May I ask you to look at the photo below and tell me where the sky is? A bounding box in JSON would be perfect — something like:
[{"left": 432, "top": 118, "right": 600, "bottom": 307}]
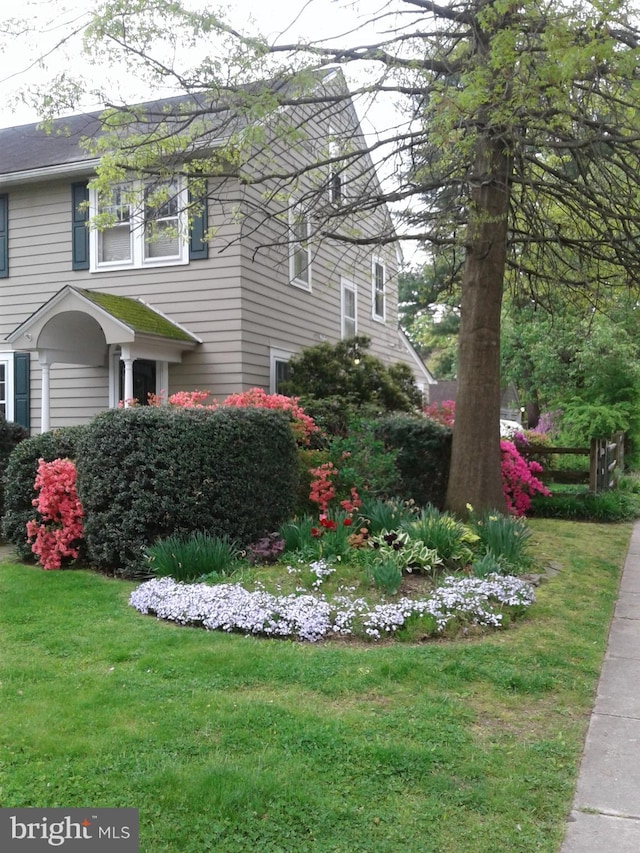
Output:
[
  {"left": 0, "top": 0, "right": 401, "bottom": 127},
  {"left": 0, "top": 0, "right": 425, "bottom": 263}
]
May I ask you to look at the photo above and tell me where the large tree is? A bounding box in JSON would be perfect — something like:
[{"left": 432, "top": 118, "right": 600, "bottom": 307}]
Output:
[{"left": 19, "top": 0, "right": 640, "bottom": 514}]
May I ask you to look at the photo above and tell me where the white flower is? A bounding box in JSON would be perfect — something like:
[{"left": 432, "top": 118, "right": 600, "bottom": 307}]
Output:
[{"left": 129, "top": 572, "right": 534, "bottom": 643}]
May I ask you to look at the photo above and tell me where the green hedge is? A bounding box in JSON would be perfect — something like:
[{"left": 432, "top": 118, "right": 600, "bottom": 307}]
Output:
[
  {"left": 1, "top": 426, "right": 87, "bottom": 559},
  {"left": 0, "top": 415, "right": 29, "bottom": 522},
  {"left": 76, "top": 407, "right": 298, "bottom": 576},
  {"left": 375, "top": 414, "right": 452, "bottom": 508}
]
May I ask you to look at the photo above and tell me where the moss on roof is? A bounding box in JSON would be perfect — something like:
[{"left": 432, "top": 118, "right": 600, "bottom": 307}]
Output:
[{"left": 77, "top": 289, "right": 196, "bottom": 342}]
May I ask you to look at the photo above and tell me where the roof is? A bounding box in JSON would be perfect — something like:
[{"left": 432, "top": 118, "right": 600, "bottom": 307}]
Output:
[
  {"left": 76, "top": 289, "right": 198, "bottom": 342},
  {"left": 0, "top": 70, "right": 341, "bottom": 180}
]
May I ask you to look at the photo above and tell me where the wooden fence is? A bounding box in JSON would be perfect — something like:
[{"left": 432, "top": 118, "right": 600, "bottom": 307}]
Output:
[{"left": 525, "top": 432, "right": 624, "bottom": 493}]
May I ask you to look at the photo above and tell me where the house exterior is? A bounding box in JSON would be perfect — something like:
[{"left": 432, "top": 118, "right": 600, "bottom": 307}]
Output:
[{"left": 0, "top": 71, "right": 434, "bottom": 433}]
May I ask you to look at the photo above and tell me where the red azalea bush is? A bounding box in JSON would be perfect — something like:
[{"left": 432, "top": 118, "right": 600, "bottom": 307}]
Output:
[
  {"left": 500, "top": 440, "right": 551, "bottom": 516},
  {"left": 26, "top": 457, "right": 84, "bottom": 570},
  {"left": 308, "top": 461, "right": 362, "bottom": 537},
  {"left": 423, "top": 399, "right": 456, "bottom": 428}
]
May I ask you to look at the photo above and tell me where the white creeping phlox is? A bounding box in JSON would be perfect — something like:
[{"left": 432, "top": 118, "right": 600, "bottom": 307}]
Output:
[{"left": 129, "top": 572, "right": 535, "bottom": 643}]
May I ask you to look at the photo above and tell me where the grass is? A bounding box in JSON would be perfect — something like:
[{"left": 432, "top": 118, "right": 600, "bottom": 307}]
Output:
[{"left": 0, "top": 518, "right": 631, "bottom": 852}]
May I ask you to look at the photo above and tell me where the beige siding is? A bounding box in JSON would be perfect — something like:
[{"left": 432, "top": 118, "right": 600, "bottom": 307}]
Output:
[{"left": 2, "top": 88, "right": 429, "bottom": 431}]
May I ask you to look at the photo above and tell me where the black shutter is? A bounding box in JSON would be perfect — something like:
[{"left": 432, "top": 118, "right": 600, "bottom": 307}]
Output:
[
  {"left": 13, "top": 352, "right": 30, "bottom": 430},
  {"left": 71, "top": 182, "right": 90, "bottom": 270},
  {"left": 0, "top": 194, "right": 8, "bottom": 278},
  {"left": 189, "top": 184, "right": 208, "bottom": 260}
]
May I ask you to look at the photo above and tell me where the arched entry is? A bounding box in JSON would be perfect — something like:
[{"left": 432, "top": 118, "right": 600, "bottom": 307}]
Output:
[{"left": 7, "top": 286, "right": 200, "bottom": 431}]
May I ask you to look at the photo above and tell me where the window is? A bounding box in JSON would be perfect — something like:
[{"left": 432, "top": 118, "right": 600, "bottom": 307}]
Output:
[
  {"left": 372, "top": 258, "right": 386, "bottom": 321},
  {"left": 0, "top": 351, "right": 29, "bottom": 427},
  {"left": 289, "top": 204, "right": 311, "bottom": 288},
  {"left": 270, "top": 348, "right": 294, "bottom": 394},
  {"left": 90, "top": 180, "right": 188, "bottom": 270},
  {"left": 327, "top": 129, "right": 343, "bottom": 207},
  {"left": 144, "top": 181, "right": 181, "bottom": 259},
  {"left": 0, "top": 361, "right": 6, "bottom": 417},
  {"left": 341, "top": 278, "right": 357, "bottom": 339}
]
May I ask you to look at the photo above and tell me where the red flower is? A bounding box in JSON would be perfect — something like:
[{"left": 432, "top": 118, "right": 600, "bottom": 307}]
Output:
[
  {"left": 319, "top": 517, "right": 337, "bottom": 531},
  {"left": 342, "top": 518, "right": 353, "bottom": 527},
  {"left": 311, "top": 527, "right": 323, "bottom": 538}
]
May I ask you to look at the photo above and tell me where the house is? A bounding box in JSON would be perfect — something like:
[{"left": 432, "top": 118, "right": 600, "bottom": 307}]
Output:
[{"left": 0, "top": 70, "right": 434, "bottom": 433}]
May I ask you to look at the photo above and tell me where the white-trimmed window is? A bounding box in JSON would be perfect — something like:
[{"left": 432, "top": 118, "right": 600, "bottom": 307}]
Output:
[
  {"left": 91, "top": 179, "right": 188, "bottom": 271},
  {"left": 0, "top": 352, "right": 15, "bottom": 421},
  {"left": 372, "top": 257, "right": 386, "bottom": 321},
  {"left": 289, "top": 204, "right": 311, "bottom": 289},
  {"left": 341, "top": 278, "right": 357, "bottom": 339},
  {"left": 327, "top": 127, "right": 343, "bottom": 207},
  {"left": 269, "top": 347, "right": 294, "bottom": 394}
]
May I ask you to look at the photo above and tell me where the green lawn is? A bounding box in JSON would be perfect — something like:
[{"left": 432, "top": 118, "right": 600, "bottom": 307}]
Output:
[{"left": 0, "top": 519, "right": 631, "bottom": 853}]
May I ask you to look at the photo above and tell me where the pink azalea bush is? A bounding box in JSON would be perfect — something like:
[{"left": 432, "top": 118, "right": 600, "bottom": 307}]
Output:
[
  {"left": 500, "top": 440, "right": 551, "bottom": 516},
  {"left": 223, "top": 388, "right": 318, "bottom": 445},
  {"left": 146, "top": 387, "right": 318, "bottom": 445},
  {"left": 424, "top": 399, "right": 550, "bottom": 516},
  {"left": 26, "top": 458, "right": 84, "bottom": 570}
]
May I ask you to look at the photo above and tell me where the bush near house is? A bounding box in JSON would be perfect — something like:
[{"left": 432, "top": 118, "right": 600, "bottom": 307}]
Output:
[
  {"left": 75, "top": 406, "right": 298, "bottom": 576},
  {"left": 0, "top": 414, "right": 29, "bottom": 520},
  {"left": 2, "top": 426, "right": 87, "bottom": 559}
]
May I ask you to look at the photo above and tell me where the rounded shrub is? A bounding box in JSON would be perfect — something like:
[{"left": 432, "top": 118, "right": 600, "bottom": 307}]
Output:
[
  {"left": 375, "top": 414, "right": 452, "bottom": 508},
  {"left": 76, "top": 406, "right": 298, "bottom": 576},
  {"left": 0, "top": 414, "right": 29, "bottom": 521}
]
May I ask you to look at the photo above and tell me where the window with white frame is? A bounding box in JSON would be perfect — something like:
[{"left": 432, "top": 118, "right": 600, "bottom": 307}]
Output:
[
  {"left": 0, "top": 353, "right": 15, "bottom": 421},
  {"left": 91, "top": 179, "right": 188, "bottom": 270},
  {"left": 289, "top": 204, "right": 311, "bottom": 288},
  {"left": 341, "top": 278, "right": 357, "bottom": 339},
  {"left": 372, "top": 258, "right": 386, "bottom": 321},
  {"left": 0, "top": 361, "right": 6, "bottom": 417},
  {"left": 327, "top": 128, "right": 343, "bottom": 207},
  {"left": 269, "top": 347, "right": 294, "bottom": 394}
]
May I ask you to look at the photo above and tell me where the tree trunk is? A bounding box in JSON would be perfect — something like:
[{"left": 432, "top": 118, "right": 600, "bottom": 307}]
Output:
[{"left": 445, "top": 134, "right": 511, "bottom": 517}]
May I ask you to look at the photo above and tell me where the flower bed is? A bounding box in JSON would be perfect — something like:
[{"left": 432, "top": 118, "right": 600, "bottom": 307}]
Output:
[{"left": 129, "top": 571, "right": 535, "bottom": 642}]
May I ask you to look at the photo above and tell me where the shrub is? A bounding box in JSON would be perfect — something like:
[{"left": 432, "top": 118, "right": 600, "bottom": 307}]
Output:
[
  {"left": 146, "top": 531, "right": 242, "bottom": 582},
  {"left": 529, "top": 490, "right": 640, "bottom": 522},
  {"left": 0, "top": 414, "right": 28, "bottom": 520},
  {"left": 2, "top": 426, "right": 87, "bottom": 559},
  {"left": 280, "top": 336, "right": 421, "bottom": 413},
  {"left": 26, "top": 458, "right": 84, "bottom": 570},
  {"left": 500, "top": 440, "right": 550, "bottom": 516},
  {"left": 423, "top": 399, "right": 456, "bottom": 427},
  {"left": 326, "top": 415, "right": 401, "bottom": 498},
  {"left": 76, "top": 407, "right": 298, "bottom": 576},
  {"left": 375, "top": 414, "right": 452, "bottom": 508}
]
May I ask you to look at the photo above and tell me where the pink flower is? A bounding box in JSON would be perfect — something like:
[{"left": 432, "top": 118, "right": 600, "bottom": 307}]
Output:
[{"left": 27, "top": 458, "right": 84, "bottom": 570}]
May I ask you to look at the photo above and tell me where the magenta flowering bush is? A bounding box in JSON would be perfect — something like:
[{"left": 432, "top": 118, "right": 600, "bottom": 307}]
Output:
[
  {"left": 500, "top": 440, "right": 551, "bottom": 516},
  {"left": 26, "top": 457, "right": 84, "bottom": 570}
]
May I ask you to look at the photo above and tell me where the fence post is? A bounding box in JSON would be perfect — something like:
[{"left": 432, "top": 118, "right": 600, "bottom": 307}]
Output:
[{"left": 589, "top": 438, "right": 598, "bottom": 492}]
